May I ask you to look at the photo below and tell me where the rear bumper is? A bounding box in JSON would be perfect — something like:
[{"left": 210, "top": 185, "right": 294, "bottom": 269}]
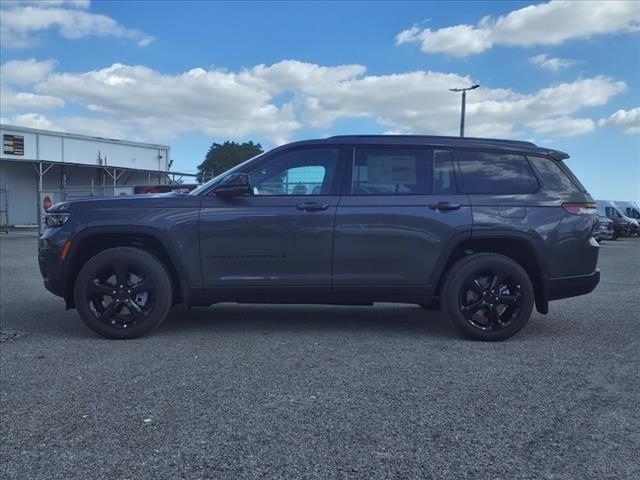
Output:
[{"left": 548, "top": 269, "right": 600, "bottom": 301}]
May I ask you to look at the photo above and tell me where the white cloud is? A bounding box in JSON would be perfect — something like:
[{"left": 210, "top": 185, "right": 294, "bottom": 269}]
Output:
[
  {"left": 526, "top": 116, "right": 595, "bottom": 136},
  {"left": 4, "top": 112, "right": 54, "bottom": 130},
  {"left": 0, "top": 60, "right": 628, "bottom": 144},
  {"left": 35, "top": 63, "right": 303, "bottom": 141},
  {"left": 529, "top": 53, "right": 577, "bottom": 71},
  {"left": 0, "top": 1, "right": 154, "bottom": 48},
  {"left": 0, "top": 58, "right": 57, "bottom": 85},
  {"left": 0, "top": 88, "right": 65, "bottom": 112},
  {"left": 598, "top": 107, "right": 640, "bottom": 134},
  {"left": 396, "top": 1, "right": 640, "bottom": 56},
  {"left": 0, "top": 58, "right": 64, "bottom": 113}
]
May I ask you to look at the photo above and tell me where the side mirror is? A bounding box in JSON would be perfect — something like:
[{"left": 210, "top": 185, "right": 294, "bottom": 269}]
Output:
[{"left": 212, "top": 173, "right": 252, "bottom": 197}]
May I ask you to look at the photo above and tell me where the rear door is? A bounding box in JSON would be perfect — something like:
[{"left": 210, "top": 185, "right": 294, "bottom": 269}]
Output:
[{"left": 332, "top": 145, "right": 472, "bottom": 296}]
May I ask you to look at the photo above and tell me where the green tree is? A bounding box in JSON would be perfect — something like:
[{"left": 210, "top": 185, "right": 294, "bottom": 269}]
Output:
[{"left": 197, "top": 141, "right": 263, "bottom": 183}]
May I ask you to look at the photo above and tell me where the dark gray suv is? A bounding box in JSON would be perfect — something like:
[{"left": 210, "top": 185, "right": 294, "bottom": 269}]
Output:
[{"left": 39, "top": 135, "right": 600, "bottom": 341}]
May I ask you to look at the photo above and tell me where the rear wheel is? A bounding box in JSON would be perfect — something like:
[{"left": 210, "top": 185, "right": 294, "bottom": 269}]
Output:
[
  {"left": 74, "top": 247, "right": 172, "bottom": 339},
  {"left": 441, "top": 253, "right": 534, "bottom": 341}
]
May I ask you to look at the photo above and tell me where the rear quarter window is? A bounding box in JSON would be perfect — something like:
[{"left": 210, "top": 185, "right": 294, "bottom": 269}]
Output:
[
  {"left": 456, "top": 151, "right": 539, "bottom": 194},
  {"left": 527, "top": 155, "right": 581, "bottom": 193}
]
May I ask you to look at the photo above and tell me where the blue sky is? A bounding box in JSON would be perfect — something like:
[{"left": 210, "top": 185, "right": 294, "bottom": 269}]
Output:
[{"left": 1, "top": 0, "right": 639, "bottom": 201}]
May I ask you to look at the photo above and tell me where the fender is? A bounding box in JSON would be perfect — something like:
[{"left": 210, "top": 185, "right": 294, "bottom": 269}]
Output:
[
  {"left": 62, "top": 225, "right": 194, "bottom": 308},
  {"left": 426, "top": 230, "right": 473, "bottom": 292},
  {"left": 428, "top": 229, "right": 550, "bottom": 314},
  {"left": 473, "top": 229, "right": 550, "bottom": 313}
]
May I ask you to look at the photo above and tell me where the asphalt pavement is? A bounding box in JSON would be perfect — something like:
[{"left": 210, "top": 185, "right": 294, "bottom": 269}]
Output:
[{"left": 1, "top": 230, "right": 639, "bottom": 479}]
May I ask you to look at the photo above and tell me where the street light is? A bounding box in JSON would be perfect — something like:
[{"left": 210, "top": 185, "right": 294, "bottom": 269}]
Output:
[{"left": 449, "top": 84, "right": 479, "bottom": 137}]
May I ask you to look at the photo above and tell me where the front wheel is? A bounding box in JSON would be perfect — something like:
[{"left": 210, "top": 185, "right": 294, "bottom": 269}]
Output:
[
  {"left": 74, "top": 247, "right": 173, "bottom": 339},
  {"left": 441, "top": 253, "right": 534, "bottom": 341}
]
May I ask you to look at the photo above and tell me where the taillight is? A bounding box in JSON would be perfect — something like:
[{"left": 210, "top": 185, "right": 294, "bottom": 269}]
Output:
[{"left": 562, "top": 203, "right": 597, "bottom": 215}]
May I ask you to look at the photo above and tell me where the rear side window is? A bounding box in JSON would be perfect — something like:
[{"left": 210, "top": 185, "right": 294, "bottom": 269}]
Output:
[
  {"left": 351, "top": 147, "right": 455, "bottom": 195},
  {"left": 456, "top": 151, "right": 539, "bottom": 194},
  {"left": 527, "top": 156, "right": 580, "bottom": 193}
]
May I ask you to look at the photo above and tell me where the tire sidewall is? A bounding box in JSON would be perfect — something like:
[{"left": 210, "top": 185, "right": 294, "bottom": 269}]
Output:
[
  {"left": 442, "top": 253, "right": 535, "bottom": 341},
  {"left": 74, "top": 247, "right": 173, "bottom": 339}
]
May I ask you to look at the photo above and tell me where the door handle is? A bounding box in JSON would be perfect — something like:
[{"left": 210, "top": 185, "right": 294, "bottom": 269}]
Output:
[
  {"left": 296, "top": 202, "right": 330, "bottom": 212},
  {"left": 429, "top": 202, "right": 461, "bottom": 211}
]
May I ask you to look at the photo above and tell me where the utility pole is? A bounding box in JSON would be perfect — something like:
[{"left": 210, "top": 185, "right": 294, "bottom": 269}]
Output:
[{"left": 449, "top": 84, "right": 479, "bottom": 137}]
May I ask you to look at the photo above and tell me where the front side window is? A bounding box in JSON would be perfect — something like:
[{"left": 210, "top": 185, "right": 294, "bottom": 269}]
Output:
[
  {"left": 351, "top": 147, "right": 454, "bottom": 195},
  {"left": 248, "top": 148, "right": 338, "bottom": 195},
  {"left": 457, "top": 151, "right": 539, "bottom": 194}
]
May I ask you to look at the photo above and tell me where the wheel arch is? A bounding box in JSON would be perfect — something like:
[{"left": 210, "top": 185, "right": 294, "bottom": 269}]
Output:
[
  {"left": 63, "top": 226, "right": 189, "bottom": 309},
  {"left": 430, "top": 231, "right": 550, "bottom": 314}
]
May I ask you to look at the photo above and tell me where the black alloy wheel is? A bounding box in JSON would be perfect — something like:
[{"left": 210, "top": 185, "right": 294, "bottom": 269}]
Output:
[
  {"left": 458, "top": 269, "right": 523, "bottom": 332},
  {"left": 86, "top": 261, "right": 155, "bottom": 330},
  {"left": 442, "top": 253, "right": 534, "bottom": 341},
  {"left": 74, "top": 247, "right": 172, "bottom": 339}
]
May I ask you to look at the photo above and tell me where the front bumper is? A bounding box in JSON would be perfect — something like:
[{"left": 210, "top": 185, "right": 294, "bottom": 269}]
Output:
[
  {"left": 38, "top": 236, "right": 66, "bottom": 298},
  {"left": 548, "top": 269, "right": 600, "bottom": 301}
]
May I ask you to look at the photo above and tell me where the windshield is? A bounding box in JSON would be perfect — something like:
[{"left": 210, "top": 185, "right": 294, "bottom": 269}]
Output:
[{"left": 190, "top": 151, "right": 267, "bottom": 195}]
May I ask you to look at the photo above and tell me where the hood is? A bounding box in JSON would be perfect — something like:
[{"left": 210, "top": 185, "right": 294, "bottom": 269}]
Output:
[{"left": 47, "top": 192, "right": 185, "bottom": 213}]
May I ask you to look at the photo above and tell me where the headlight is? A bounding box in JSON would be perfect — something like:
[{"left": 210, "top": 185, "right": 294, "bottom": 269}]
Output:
[{"left": 45, "top": 213, "right": 71, "bottom": 228}]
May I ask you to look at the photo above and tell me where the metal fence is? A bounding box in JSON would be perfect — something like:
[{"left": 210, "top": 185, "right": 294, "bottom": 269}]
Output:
[{"left": 0, "top": 188, "right": 8, "bottom": 233}]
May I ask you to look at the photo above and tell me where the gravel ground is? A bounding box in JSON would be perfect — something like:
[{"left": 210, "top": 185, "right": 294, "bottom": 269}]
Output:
[{"left": 1, "top": 230, "right": 639, "bottom": 480}]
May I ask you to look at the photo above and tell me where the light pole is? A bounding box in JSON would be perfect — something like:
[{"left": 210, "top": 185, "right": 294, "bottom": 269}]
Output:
[{"left": 449, "top": 84, "right": 479, "bottom": 137}]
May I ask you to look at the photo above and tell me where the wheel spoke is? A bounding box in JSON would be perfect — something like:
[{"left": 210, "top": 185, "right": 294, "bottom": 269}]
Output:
[
  {"left": 487, "top": 305, "right": 501, "bottom": 328},
  {"left": 99, "top": 300, "right": 123, "bottom": 322},
  {"left": 127, "top": 300, "right": 147, "bottom": 323},
  {"left": 461, "top": 299, "right": 482, "bottom": 319},
  {"left": 113, "top": 262, "right": 128, "bottom": 288},
  {"left": 498, "top": 294, "right": 521, "bottom": 306},
  {"left": 87, "top": 281, "right": 114, "bottom": 296},
  {"left": 130, "top": 278, "right": 153, "bottom": 294},
  {"left": 488, "top": 272, "right": 504, "bottom": 291},
  {"left": 468, "top": 279, "right": 485, "bottom": 296}
]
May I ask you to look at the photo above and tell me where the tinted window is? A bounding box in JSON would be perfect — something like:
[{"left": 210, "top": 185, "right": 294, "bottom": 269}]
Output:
[
  {"left": 457, "top": 151, "right": 539, "bottom": 194},
  {"left": 351, "top": 148, "right": 455, "bottom": 195},
  {"left": 433, "top": 150, "right": 456, "bottom": 194},
  {"left": 248, "top": 148, "right": 338, "bottom": 195},
  {"left": 605, "top": 207, "right": 621, "bottom": 218},
  {"left": 527, "top": 156, "right": 579, "bottom": 192}
]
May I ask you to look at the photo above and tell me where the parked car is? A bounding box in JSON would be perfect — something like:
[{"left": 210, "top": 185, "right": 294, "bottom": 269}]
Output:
[
  {"left": 594, "top": 214, "right": 615, "bottom": 242},
  {"left": 596, "top": 200, "right": 632, "bottom": 238},
  {"left": 39, "top": 135, "right": 600, "bottom": 341},
  {"left": 614, "top": 201, "right": 640, "bottom": 237}
]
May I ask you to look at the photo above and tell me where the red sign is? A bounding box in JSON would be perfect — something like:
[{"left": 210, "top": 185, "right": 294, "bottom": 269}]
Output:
[{"left": 43, "top": 195, "right": 52, "bottom": 212}]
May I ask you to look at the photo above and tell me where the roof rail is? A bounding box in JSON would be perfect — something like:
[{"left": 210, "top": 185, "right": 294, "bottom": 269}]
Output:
[{"left": 327, "top": 134, "right": 537, "bottom": 147}]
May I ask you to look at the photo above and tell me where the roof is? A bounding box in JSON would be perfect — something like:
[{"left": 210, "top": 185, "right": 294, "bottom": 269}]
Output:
[
  {"left": 279, "top": 134, "right": 570, "bottom": 160},
  {"left": 0, "top": 124, "right": 170, "bottom": 150}
]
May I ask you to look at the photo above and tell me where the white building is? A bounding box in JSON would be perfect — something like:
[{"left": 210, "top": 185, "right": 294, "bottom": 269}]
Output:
[{"left": 0, "top": 124, "right": 194, "bottom": 227}]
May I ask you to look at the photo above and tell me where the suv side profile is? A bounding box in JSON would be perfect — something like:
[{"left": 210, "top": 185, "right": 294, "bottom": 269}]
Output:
[{"left": 39, "top": 135, "right": 600, "bottom": 341}]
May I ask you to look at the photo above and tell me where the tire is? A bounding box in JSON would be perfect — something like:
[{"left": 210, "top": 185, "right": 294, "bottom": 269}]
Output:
[
  {"left": 74, "top": 247, "right": 173, "bottom": 339},
  {"left": 441, "top": 253, "right": 534, "bottom": 341}
]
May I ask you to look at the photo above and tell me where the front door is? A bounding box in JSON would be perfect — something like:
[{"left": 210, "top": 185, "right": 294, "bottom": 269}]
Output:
[
  {"left": 332, "top": 145, "right": 472, "bottom": 296},
  {"left": 199, "top": 146, "right": 345, "bottom": 293}
]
